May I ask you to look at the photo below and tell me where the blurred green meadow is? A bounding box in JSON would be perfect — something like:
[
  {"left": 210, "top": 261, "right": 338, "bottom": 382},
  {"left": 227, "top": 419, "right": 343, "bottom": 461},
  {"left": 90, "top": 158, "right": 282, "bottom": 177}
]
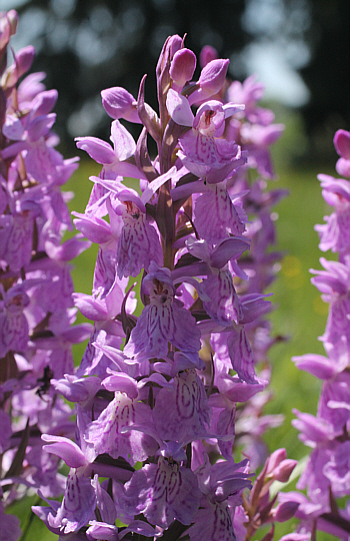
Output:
[{"left": 10, "top": 138, "right": 337, "bottom": 540}]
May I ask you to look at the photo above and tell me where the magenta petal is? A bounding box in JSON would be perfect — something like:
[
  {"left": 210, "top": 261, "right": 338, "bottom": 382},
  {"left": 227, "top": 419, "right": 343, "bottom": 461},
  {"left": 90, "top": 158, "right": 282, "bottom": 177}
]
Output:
[
  {"left": 73, "top": 293, "right": 108, "bottom": 321},
  {"left": 41, "top": 435, "right": 86, "bottom": 468},
  {"left": 72, "top": 212, "right": 112, "bottom": 244},
  {"left": 101, "top": 86, "right": 140, "bottom": 123},
  {"left": 28, "top": 113, "right": 56, "bottom": 141},
  {"left": 218, "top": 374, "right": 268, "bottom": 402},
  {"left": 292, "top": 354, "right": 335, "bottom": 379},
  {"left": 210, "top": 237, "right": 250, "bottom": 269},
  {"left": 76, "top": 137, "right": 115, "bottom": 164},
  {"left": 2, "top": 114, "right": 24, "bottom": 140},
  {"left": 166, "top": 89, "right": 194, "bottom": 127},
  {"left": 110, "top": 120, "right": 136, "bottom": 161},
  {"left": 86, "top": 521, "right": 119, "bottom": 541},
  {"left": 102, "top": 372, "right": 138, "bottom": 398},
  {"left": 334, "top": 129, "right": 350, "bottom": 159},
  {"left": 45, "top": 236, "right": 91, "bottom": 262},
  {"left": 32, "top": 89, "right": 58, "bottom": 115},
  {"left": 170, "top": 48, "right": 196, "bottom": 88}
]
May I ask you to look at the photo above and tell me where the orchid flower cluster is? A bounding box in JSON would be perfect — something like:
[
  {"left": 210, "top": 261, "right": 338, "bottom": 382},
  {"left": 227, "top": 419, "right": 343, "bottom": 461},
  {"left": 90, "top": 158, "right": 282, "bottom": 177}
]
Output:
[
  {"left": 281, "top": 130, "right": 350, "bottom": 540},
  {"left": 26, "top": 34, "right": 301, "bottom": 540},
  {"left": 0, "top": 9, "right": 91, "bottom": 538}
]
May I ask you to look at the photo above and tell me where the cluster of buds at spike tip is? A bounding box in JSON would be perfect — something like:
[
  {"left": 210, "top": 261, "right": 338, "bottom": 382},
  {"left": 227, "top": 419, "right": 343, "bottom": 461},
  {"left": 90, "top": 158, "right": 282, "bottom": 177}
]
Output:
[{"left": 242, "top": 448, "right": 298, "bottom": 540}]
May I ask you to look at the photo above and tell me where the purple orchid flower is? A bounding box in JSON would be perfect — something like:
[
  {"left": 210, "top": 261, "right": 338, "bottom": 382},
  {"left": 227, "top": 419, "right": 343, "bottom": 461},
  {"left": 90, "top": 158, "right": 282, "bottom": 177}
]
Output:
[
  {"left": 167, "top": 89, "right": 246, "bottom": 183},
  {"left": 124, "top": 262, "right": 201, "bottom": 363}
]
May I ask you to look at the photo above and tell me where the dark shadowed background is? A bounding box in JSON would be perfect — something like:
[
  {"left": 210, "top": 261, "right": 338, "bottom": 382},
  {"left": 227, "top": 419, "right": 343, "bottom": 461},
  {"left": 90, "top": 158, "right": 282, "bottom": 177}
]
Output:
[{"left": 5, "top": 0, "right": 350, "bottom": 162}]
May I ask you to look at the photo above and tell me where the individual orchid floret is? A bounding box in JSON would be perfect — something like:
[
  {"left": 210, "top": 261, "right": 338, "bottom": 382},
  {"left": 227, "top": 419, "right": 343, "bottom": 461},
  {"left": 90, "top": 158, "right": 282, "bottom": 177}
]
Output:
[
  {"left": 83, "top": 372, "right": 157, "bottom": 464},
  {"left": 155, "top": 33, "right": 182, "bottom": 125},
  {"left": 122, "top": 454, "right": 202, "bottom": 529},
  {"left": 193, "top": 184, "right": 248, "bottom": 243},
  {"left": 0, "top": 283, "right": 29, "bottom": 357},
  {"left": 239, "top": 122, "right": 285, "bottom": 179},
  {"left": 52, "top": 374, "right": 101, "bottom": 406},
  {"left": 124, "top": 261, "right": 201, "bottom": 363},
  {"left": 167, "top": 90, "right": 245, "bottom": 183},
  {"left": 39, "top": 434, "right": 97, "bottom": 534},
  {"left": 188, "top": 456, "right": 252, "bottom": 541},
  {"left": 292, "top": 338, "right": 349, "bottom": 380},
  {"left": 322, "top": 441, "right": 350, "bottom": 497},
  {"left": 265, "top": 448, "right": 297, "bottom": 483},
  {"left": 185, "top": 237, "right": 250, "bottom": 327},
  {"left": 152, "top": 368, "right": 211, "bottom": 442},
  {"left": 334, "top": 129, "right": 350, "bottom": 178},
  {"left": 91, "top": 167, "right": 176, "bottom": 279},
  {"left": 47, "top": 468, "right": 97, "bottom": 534},
  {"left": 91, "top": 179, "right": 163, "bottom": 279},
  {"left": 156, "top": 33, "right": 182, "bottom": 78},
  {"left": 309, "top": 257, "right": 350, "bottom": 351},
  {"left": 208, "top": 294, "right": 270, "bottom": 385},
  {"left": 1, "top": 110, "right": 75, "bottom": 186},
  {"left": 226, "top": 75, "right": 275, "bottom": 126},
  {"left": 73, "top": 283, "right": 129, "bottom": 378}
]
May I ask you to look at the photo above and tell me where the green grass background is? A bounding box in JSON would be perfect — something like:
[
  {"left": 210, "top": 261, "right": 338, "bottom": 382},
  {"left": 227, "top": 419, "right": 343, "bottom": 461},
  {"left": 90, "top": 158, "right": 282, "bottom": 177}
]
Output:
[{"left": 8, "top": 130, "right": 340, "bottom": 539}]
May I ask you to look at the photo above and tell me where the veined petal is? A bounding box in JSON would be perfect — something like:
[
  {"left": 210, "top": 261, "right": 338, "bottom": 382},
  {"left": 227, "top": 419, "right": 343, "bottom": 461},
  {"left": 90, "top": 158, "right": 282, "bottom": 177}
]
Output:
[
  {"left": 110, "top": 119, "right": 136, "bottom": 161},
  {"left": 166, "top": 88, "right": 194, "bottom": 127},
  {"left": 41, "top": 435, "right": 86, "bottom": 468},
  {"left": 101, "top": 86, "right": 140, "bottom": 123},
  {"left": 76, "top": 137, "right": 115, "bottom": 164}
]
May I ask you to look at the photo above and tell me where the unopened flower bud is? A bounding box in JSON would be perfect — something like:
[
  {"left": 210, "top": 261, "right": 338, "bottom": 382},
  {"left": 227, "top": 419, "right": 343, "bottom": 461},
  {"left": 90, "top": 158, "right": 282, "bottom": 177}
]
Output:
[
  {"left": 156, "top": 34, "right": 182, "bottom": 78},
  {"left": 273, "top": 501, "right": 299, "bottom": 522},
  {"left": 200, "top": 44, "right": 218, "bottom": 68},
  {"left": 3, "top": 45, "right": 35, "bottom": 88},
  {"left": 189, "top": 58, "right": 229, "bottom": 104},
  {"left": 101, "top": 87, "right": 140, "bottom": 123},
  {"left": 272, "top": 459, "right": 297, "bottom": 482},
  {"left": 266, "top": 448, "right": 287, "bottom": 475},
  {"left": 170, "top": 48, "right": 196, "bottom": 89},
  {"left": 334, "top": 129, "right": 350, "bottom": 177},
  {"left": 15, "top": 45, "right": 35, "bottom": 77},
  {"left": 7, "top": 10, "right": 18, "bottom": 36}
]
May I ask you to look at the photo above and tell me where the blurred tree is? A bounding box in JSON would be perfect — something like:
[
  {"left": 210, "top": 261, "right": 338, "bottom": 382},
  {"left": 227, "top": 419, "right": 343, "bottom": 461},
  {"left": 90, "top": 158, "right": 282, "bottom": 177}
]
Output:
[
  {"left": 299, "top": 0, "right": 350, "bottom": 163},
  {"left": 14, "top": 0, "right": 247, "bottom": 148},
  {"left": 10, "top": 0, "right": 349, "bottom": 160}
]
